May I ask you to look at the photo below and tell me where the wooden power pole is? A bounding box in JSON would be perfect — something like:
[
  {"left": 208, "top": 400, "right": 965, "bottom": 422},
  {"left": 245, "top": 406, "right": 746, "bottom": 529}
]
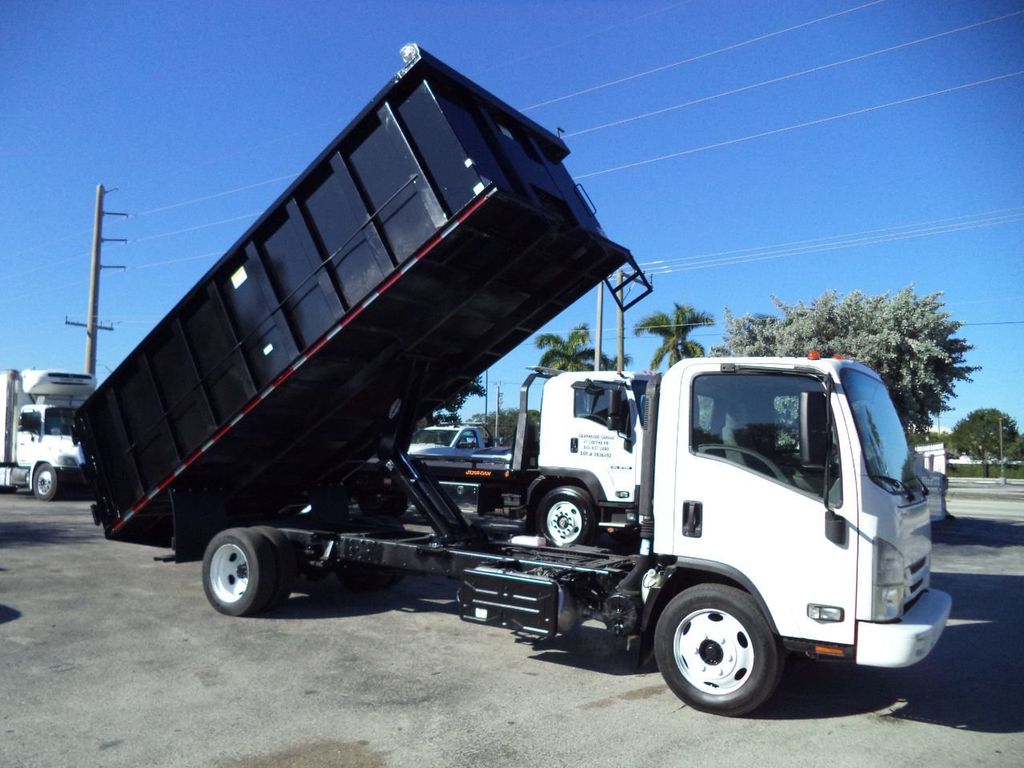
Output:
[{"left": 74, "top": 184, "right": 126, "bottom": 376}]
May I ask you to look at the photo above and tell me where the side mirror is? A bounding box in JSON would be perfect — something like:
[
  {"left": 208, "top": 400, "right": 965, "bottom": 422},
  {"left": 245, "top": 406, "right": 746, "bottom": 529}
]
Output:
[
  {"left": 799, "top": 391, "right": 828, "bottom": 466},
  {"left": 606, "top": 388, "right": 628, "bottom": 434}
]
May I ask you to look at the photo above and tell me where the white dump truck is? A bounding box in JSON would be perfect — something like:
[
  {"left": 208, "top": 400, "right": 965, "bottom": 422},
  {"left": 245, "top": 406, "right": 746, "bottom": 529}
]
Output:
[
  {"left": 1, "top": 369, "right": 95, "bottom": 500},
  {"left": 74, "top": 45, "right": 949, "bottom": 716}
]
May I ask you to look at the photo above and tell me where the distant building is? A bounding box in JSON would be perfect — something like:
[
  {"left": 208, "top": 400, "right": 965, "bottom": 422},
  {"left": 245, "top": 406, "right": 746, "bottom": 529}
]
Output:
[{"left": 915, "top": 443, "right": 948, "bottom": 474}]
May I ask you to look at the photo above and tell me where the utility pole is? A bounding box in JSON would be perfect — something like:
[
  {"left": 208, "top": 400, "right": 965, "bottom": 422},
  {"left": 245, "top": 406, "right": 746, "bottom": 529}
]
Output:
[
  {"left": 998, "top": 415, "right": 1007, "bottom": 486},
  {"left": 616, "top": 270, "right": 624, "bottom": 371},
  {"left": 76, "top": 184, "right": 127, "bottom": 376},
  {"left": 494, "top": 383, "right": 502, "bottom": 442},
  {"left": 594, "top": 283, "right": 603, "bottom": 371}
]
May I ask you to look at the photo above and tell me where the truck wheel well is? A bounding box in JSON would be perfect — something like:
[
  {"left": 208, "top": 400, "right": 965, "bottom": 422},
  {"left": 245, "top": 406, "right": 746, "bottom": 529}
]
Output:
[{"left": 644, "top": 564, "right": 779, "bottom": 639}]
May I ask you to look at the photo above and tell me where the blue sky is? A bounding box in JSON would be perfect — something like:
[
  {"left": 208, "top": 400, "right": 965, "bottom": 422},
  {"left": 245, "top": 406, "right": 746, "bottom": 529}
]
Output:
[{"left": 3, "top": 0, "right": 1022, "bottom": 432}]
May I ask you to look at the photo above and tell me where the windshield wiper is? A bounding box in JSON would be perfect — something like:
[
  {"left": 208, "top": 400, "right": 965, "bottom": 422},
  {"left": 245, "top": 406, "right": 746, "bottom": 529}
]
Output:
[{"left": 869, "top": 473, "right": 915, "bottom": 499}]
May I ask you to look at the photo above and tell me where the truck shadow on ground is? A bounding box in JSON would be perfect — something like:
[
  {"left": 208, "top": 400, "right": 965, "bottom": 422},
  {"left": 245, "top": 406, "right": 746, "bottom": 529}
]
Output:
[
  {"left": 931, "top": 514, "right": 1024, "bottom": 550},
  {"left": 264, "top": 574, "right": 461, "bottom": 621},
  {"left": 0, "top": 518, "right": 92, "bottom": 548},
  {"left": 0, "top": 604, "right": 22, "bottom": 625},
  {"left": 759, "top": 569, "right": 1024, "bottom": 732}
]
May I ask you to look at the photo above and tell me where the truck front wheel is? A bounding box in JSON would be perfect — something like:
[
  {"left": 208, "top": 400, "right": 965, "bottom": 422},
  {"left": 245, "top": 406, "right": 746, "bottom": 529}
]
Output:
[
  {"left": 535, "top": 487, "right": 596, "bottom": 547},
  {"left": 33, "top": 463, "right": 59, "bottom": 501},
  {"left": 202, "top": 528, "right": 278, "bottom": 616},
  {"left": 654, "top": 584, "right": 784, "bottom": 716}
]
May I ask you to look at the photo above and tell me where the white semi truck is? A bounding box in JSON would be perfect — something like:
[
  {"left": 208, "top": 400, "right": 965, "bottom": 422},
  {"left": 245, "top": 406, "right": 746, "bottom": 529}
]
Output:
[{"left": 1, "top": 369, "right": 95, "bottom": 500}]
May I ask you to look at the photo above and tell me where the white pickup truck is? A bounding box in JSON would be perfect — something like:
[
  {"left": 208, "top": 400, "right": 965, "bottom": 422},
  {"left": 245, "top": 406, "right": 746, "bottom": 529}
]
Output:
[{"left": 409, "top": 423, "right": 498, "bottom": 460}]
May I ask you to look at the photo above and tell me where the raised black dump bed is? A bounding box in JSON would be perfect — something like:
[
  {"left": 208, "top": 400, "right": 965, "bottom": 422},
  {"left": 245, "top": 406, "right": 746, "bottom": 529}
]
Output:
[{"left": 75, "top": 45, "right": 648, "bottom": 555}]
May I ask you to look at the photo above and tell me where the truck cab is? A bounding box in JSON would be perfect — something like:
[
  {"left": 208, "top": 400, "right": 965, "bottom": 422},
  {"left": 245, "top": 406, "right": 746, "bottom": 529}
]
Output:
[
  {"left": 642, "top": 357, "right": 949, "bottom": 712},
  {"left": 1, "top": 370, "right": 95, "bottom": 500},
  {"left": 529, "top": 370, "right": 649, "bottom": 545}
]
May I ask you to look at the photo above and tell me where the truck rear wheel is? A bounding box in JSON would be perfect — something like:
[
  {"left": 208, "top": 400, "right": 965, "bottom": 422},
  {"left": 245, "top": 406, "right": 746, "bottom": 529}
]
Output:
[
  {"left": 654, "top": 584, "right": 783, "bottom": 716},
  {"left": 202, "top": 528, "right": 278, "bottom": 616},
  {"left": 33, "top": 463, "right": 59, "bottom": 501},
  {"left": 535, "top": 487, "right": 596, "bottom": 547},
  {"left": 251, "top": 526, "right": 297, "bottom": 609}
]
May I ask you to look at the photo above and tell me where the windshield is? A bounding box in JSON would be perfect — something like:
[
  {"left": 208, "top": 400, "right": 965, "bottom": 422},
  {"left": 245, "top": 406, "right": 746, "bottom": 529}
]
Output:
[
  {"left": 44, "top": 407, "right": 76, "bottom": 437},
  {"left": 841, "top": 369, "right": 916, "bottom": 491},
  {"left": 411, "top": 428, "right": 458, "bottom": 446}
]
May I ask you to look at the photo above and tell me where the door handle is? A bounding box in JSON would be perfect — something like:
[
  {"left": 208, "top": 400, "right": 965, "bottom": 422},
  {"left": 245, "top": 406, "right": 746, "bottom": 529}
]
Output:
[
  {"left": 683, "top": 500, "right": 702, "bottom": 538},
  {"left": 570, "top": 438, "right": 578, "bottom": 453}
]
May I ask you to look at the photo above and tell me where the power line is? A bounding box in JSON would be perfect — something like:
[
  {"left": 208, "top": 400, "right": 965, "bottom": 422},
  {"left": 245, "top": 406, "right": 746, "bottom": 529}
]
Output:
[
  {"left": 646, "top": 214, "right": 1024, "bottom": 275},
  {"left": 523, "top": 0, "right": 889, "bottom": 111},
  {"left": 497, "top": 0, "right": 697, "bottom": 68},
  {"left": 132, "top": 173, "right": 298, "bottom": 217},
  {"left": 640, "top": 207, "right": 1024, "bottom": 267},
  {"left": 564, "top": 9, "right": 1024, "bottom": 139},
  {"left": 130, "top": 250, "right": 223, "bottom": 271},
  {"left": 574, "top": 70, "right": 1024, "bottom": 180},
  {"left": 641, "top": 207, "right": 1024, "bottom": 272},
  {"left": 127, "top": 211, "right": 261, "bottom": 245}
]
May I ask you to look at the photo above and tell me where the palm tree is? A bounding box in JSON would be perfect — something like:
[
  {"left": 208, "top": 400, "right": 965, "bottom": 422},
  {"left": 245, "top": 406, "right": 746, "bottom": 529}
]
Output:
[
  {"left": 634, "top": 303, "right": 714, "bottom": 370},
  {"left": 535, "top": 324, "right": 596, "bottom": 371}
]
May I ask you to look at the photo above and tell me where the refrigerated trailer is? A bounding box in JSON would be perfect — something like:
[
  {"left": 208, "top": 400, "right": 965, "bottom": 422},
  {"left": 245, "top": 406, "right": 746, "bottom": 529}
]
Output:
[{"left": 75, "top": 45, "right": 949, "bottom": 716}]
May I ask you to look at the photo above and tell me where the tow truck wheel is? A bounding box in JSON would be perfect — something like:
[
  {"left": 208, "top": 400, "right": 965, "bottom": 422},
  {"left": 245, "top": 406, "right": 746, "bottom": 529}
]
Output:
[
  {"left": 536, "top": 487, "right": 596, "bottom": 547},
  {"left": 33, "top": 463, "right": 59, "bottom": 501},
  {"left": 654, "top": 584, "right": 783, "bottom": 717},
  {"left": 202, "top": 528, "right": 278, "bottom": 616}
]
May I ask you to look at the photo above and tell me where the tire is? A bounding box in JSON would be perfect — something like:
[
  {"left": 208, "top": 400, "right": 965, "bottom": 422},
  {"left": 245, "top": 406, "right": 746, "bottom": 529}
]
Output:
[
  {"left": 535, "top": 487, "right": 596, "bottom": 547},
  {"left": 251, "top": 526, "right": 297, "bottom": 610},
  {"left": 33, "top": 463, "right": 59, "bottom": 502},
  {"left": 202, "top": 528, "right": 278, "bottom": 616},
  {"left": 654, "top": 584, "right": 784, "bottom": 716}
]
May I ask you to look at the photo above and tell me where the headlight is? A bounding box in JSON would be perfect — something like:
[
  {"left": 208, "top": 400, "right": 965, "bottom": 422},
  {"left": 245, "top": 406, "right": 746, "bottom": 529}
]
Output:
[{"left": 872, "top": 538, "right": 906, "bottom": 621}]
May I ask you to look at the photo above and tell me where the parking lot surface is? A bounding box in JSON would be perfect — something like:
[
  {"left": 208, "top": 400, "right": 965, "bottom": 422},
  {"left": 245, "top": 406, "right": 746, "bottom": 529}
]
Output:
[{"left": 1, "top": 485, "right": 1022, "bottom": 768}]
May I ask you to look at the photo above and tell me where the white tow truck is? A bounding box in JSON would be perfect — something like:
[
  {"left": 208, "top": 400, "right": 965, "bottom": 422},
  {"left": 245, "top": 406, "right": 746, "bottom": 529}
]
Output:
[{"left": 1, "top": 369, "right": 95, "bottom": 500}]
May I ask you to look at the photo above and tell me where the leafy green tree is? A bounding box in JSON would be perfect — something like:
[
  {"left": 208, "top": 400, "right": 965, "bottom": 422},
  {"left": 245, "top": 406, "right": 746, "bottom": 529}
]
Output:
[
  {"left": 716, "top": 287, "right": 978, "bottom": 434},
  {"left": 535, "top": 324, "right": 628, "bottom": 371},
  {"left": 634, "top": 303, "right": 714, "bottom": 369},
  {"left": 428, "top": 377, "right": 485, "bottom": 425},
  {"left": 950, "top": 409, "right": 1019, "bottom": 477}
]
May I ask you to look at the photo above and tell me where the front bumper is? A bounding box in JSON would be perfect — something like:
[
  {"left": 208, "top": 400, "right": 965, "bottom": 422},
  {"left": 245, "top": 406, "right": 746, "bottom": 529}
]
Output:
[{"left": 856, "top": 588, "right": 952, "bottom": 667}]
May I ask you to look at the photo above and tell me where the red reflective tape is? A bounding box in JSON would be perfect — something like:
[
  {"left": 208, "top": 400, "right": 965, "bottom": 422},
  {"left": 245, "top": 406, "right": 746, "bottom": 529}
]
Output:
[{"left": 241, "top": 395, "right": 263, "bottom": 417}]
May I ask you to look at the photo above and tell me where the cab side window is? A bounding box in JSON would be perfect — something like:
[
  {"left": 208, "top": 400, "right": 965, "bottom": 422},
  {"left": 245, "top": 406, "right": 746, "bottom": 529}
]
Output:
[
  {"left": 691, "top": 373, "right": 840, "bottom": 501},
  {"left": 574, "top": 388, "right": 611, "bottom": 425}
]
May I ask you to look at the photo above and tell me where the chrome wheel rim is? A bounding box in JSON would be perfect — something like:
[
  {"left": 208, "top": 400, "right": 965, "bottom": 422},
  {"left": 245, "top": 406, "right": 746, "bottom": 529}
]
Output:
[
  {"left": 546, "top": 500, "right": 583, "bottom": 545},
  {"left": 673, "top": 608, "right": 755, "bottom": 696},
  {"left": 35, "top": 469, "right": 53, "bottom": 497},
  {"left": 209, "top": 543, "right": 249, "bottom": 605}
]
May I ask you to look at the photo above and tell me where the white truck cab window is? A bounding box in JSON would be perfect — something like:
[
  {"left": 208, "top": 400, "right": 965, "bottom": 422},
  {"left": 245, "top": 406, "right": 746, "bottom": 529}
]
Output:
[{"left": 691, "top": 372, "right": 841, "bottom": 503}]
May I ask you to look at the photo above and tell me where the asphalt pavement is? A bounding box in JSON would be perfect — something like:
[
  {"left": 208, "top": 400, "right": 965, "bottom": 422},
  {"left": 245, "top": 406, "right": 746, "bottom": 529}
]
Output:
[{"left": 1, "top": 488, "right": 1022, "bottom": 768}]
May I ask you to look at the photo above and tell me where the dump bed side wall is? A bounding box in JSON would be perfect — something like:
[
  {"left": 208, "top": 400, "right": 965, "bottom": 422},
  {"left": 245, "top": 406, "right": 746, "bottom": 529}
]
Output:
[{"left": 75, "top": 50, "right": 633, "bottom": 548}]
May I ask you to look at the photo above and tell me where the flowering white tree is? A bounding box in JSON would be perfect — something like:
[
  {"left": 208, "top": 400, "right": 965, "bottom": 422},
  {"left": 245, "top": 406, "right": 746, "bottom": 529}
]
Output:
[{"left": 715, "top": 286, "right": 977, "bottom": 434}]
